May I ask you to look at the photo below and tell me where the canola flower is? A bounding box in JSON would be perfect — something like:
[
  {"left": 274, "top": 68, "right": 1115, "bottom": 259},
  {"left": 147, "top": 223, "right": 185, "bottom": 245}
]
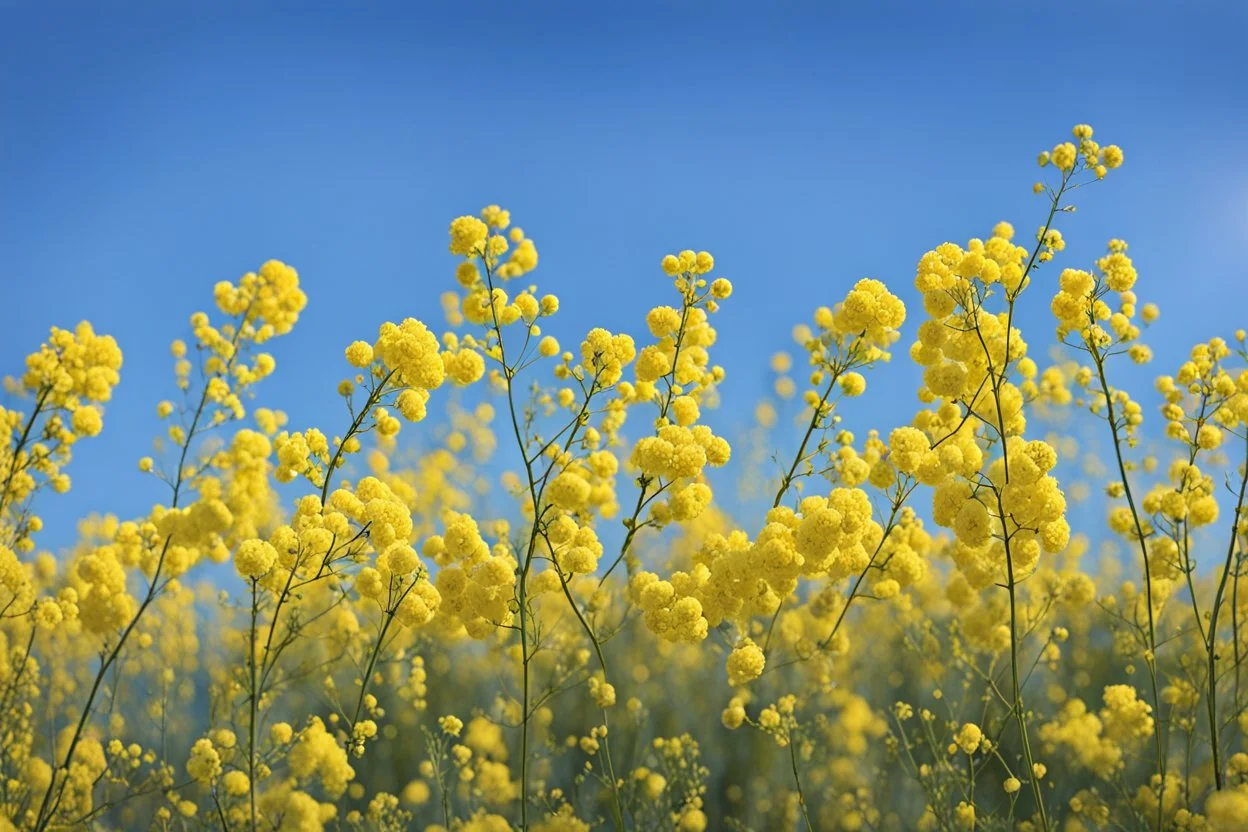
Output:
[{"left": 0, "top": 125, "right": 1246, "bottom": 832}]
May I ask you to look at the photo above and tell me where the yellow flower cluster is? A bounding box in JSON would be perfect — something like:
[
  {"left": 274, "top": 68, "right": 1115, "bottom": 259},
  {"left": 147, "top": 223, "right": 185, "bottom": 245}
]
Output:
[
  {"left": 631, "top": 425, "right": 730, "bottom": 488},
  {"left": 829, "top": 278, "right": 907, "bottom": 349},
  {"left": 288, "top": 717, "right": 356, "bottom": 797},
  {"left": 1039, "top": 124, "right": 1124, "bottom": 179},
  {"left": 2, "top": 321, "right": 123, "bottom": 548},
  {"left": 579, "top": 328, "right": 636, "bottom": 387},
  {"left": 725, "top": 638, "right": 765, "bottom": 685},
  {"left": 427, "top": 512, "right": 517, "bottom": 639},
  {"left": 631, "top": 485, "right": 884, "bottom": 650},
  {"left": 1039, "top": 685, "right": 1153, "bottom": 779},
  {"left": 213, "top": 259, "right": 307, "bottom": 339},
  {"left": 19, "top": 321, "right": 123, "bottom": 405},
  {"left": 374, "top": 318, "right": 448, "bottom": 390},
  {"left": 541, "top": 512, "right": 604, "bottom": 575}
]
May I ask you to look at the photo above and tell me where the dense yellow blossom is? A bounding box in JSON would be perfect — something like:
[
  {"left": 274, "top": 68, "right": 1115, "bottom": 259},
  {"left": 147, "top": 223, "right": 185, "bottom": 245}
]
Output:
[{"left": 3, "top": 131, "right": 1247, "bottom": 832}]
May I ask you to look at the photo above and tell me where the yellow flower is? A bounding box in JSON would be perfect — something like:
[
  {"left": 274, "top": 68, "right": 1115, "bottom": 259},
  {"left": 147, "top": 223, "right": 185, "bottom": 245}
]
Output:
[{"left": 449, "top": 215, "right": 489, "bottom": 256}]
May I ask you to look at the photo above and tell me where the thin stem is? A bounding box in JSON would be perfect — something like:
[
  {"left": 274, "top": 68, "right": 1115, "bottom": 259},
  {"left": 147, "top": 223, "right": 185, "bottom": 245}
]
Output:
[
  {"left": 0, "top": 386, "right": 52, "bottom": 521},
  {"left": 1092, "top": 351, "right": 1167, "bottom": 829},
  {"left": 549, "top": 552, "right": 626, "bottom": 828},
  {"left": 759, "top": 340, "right": 865, "bottom": 656},
  {"left": 350, "top": 603, "right": 400, "bottom": 730},
  {"left": 481, "top": 255, "right": 535, "bottom": 830},
  {"left": 773, "top": 372, "right": 840, "bottom": 510},
  {"left": 479, "top": 243, "right": 614, "bottom": 829},
  {"left": 1203, "top": 433, "right": 1248, "bottom": 790},
  {"left": 248, "top": 578, "right": 259, "bottom": 832},
  {"left": 600, "top": 286, "right": 700, "bottom": 586},
  {"left": 964, "top": 169, "right": 1072, "bottom": 832},
  {"left": 320, "top": 369, "right": 397, "bottom": 506},
  {"left": 32, "top": 310, "right": 252, "bottom": 831},
  {"left": 33, "top": 398, "right": 211, "bottom": 830},
  {"left": 213, "top": 786, "right": 233, "bottom": 832},
  {"left": 1234, "top": 552, "right": 1244, "bottom": 742},
  {"left": 764, "top": 486, "right": 910, "bottom": 675},
  {"left": 788, "top": 737, "right": 813, "bottom": 831}
]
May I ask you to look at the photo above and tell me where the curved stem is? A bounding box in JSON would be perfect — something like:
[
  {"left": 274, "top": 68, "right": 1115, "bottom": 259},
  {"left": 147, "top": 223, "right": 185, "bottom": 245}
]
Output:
[
  {"left": 320, "top": 369, "right": 396, "bottom": 506},
  {"left": 248, "top": 578, "right": 259, "bottom": 832},
  {"left": 788, "top": 736, "right": 813, "bottom": 831},
  {"left": 479, "top": 244, "right": 621, "bottom": 829},
  {"left": 1092, "top": 352, "right": 1167, "bottom": 828},
  {"left": 549, "top": 553, "right": 626, "bottom": 828},
  {"left": 0, "top": 386, "right": 52, "bottom": 524},
  {"left": 32, "top": 311, "right": 252, "bottom": 831},
  {"left": 1203, "top": 433, "right": 1248, "bottom": 790},
  {"left": 32, "top": 378, "right": 215, "bottom": 831}
]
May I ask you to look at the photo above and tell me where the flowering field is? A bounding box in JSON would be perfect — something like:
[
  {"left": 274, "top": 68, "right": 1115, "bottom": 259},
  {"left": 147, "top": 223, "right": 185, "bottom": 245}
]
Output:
[{"left": 1, "top": 124, "right": 1247, "bottom": 832}]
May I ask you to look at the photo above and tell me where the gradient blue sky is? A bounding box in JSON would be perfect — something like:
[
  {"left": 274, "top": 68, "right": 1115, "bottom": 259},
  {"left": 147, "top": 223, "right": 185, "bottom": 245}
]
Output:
[{"left": 3, "top": 1, "right": 1247, "bottom": 553}]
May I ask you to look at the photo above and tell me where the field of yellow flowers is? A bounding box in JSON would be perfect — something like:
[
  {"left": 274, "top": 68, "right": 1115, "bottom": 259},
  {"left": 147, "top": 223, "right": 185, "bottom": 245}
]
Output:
[{"left": 2, "top": 124, "right": 1247, "bottom": 832}]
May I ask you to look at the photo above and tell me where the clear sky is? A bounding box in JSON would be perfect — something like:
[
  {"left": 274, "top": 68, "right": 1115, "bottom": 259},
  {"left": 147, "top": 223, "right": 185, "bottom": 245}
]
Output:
[{"left": 2, "top": 1, "right": 1247, "bottom": 553}]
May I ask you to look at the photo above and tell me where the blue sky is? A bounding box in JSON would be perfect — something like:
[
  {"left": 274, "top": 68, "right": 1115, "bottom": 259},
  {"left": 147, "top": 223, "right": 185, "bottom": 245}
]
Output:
[{"left": 2, "top": 1, "right": 1246, "bottom": 554}]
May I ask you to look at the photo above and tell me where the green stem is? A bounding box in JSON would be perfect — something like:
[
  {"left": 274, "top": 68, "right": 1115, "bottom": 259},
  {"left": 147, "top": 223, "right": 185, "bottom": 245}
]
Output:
[
  {"left": 248, "top": 578, "right": 259, "bottom": 832},
  {"left": 1092, "top": 352, "right": 1167, "bottom": 829},
  {"left": 0, "top": 386, "right": 51, "bottom": 523},
  {"left": 788, "top": 736, "right": 813, "bottom": 831},
  {"left": 1203, "top": 434, "right": 1248, "bottom": 790},
  {"left": 32, "top": 310, "right": 252, "bottom": 831}
]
